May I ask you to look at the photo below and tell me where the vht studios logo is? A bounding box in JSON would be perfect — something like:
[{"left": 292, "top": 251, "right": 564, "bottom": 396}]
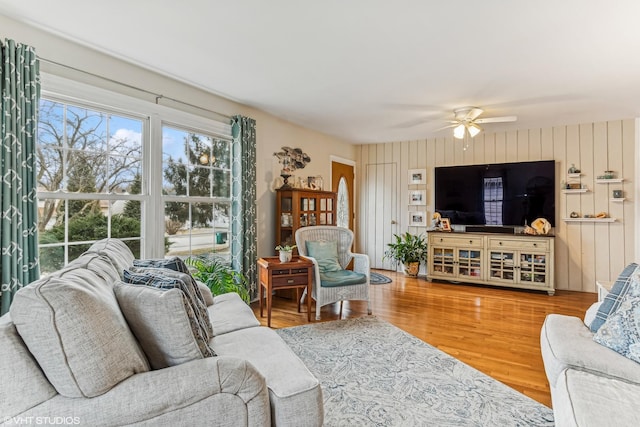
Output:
[{"left": 3, "top": 417, "right": 81, "bottom": 425}]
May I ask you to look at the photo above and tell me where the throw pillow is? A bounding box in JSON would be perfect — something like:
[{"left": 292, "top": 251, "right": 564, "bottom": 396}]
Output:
[
  {"left": 590, "top": 263, "right": 640, "bottom": 332},
  {"left": 114, "top": 282, "right": 216, "bottom": 369},
  {"left": 128, "top": 266, "right": 213, "bottom": 339},
  {"left": 306, "top": 240, "right": 343, "bottom": 273},
  {"left": 133, "top": 257, "right": 191, "bottom": 274},
  {"left": 593, "top": 296, "right": 640, "bottom": 363},
  {"left": 123, "top": 269, "right": 214, "bottom": 342}
]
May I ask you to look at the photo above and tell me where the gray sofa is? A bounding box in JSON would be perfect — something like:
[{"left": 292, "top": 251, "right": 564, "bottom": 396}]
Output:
[
  {"left": 540, "top": 303, "right": 640, "bottom": 427},
  {"left": 1, "top": 239, "right": 323, "bottom": 426}
]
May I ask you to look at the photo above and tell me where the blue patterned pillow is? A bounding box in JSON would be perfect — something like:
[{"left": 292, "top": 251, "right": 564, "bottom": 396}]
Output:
[
  {"left": 123, "top": 270, "right": 215, "bottom": 358},
  {"left": 590, "top": 263, "right": 639, "bottom": 332},
  {"left": 593, "top": 296, "right": 640, "bottom": 363}
]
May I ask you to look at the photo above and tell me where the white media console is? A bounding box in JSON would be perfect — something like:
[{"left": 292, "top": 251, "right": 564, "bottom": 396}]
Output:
[{"left": 427, "top": 231, "right": 555, "bottom": 295}]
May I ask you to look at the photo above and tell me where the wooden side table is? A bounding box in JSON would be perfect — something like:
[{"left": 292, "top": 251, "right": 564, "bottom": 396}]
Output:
[{"left": 257, "top": 256, "right": 313, "bottom": 327}]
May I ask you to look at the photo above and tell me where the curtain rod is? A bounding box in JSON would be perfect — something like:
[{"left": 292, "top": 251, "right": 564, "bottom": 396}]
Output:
[{"left": 38, "top": 57, "right": 232, "bottom": 120}]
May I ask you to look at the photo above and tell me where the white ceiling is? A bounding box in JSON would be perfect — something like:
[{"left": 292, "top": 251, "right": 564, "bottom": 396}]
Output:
[{"left": 2, "top": 1, "right": 640, "bottom": 143}]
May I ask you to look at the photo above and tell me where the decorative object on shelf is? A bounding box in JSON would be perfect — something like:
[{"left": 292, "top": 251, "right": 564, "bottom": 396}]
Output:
[
  {"left": 274, "top": 147, "right": 311, "bottom": 189},
  {"left": 567, "top": 183, "right": 583, "bottom": 189},
  {"left": 408, "top": 168, "right": 426, "bottom": 185},
  {"left": 569, "top": 211, "right": 580, "bottom": 218},
  {"left": 276, "top": 244, "right": 296, "bottom": 263},
  {"left": 568, "top": 164, "right": 580, "bottom": 174},
  {"left": 307, "top": 176, "right": 324, "bottom": 190},
  {"left": 428, "top": 212, "right": 442, "bottom": 230},
  {"left": 440, "top": 218, "right": 452, "bottom": 232},
  {"left": 531, "top": 218, "right": 552, "bottom": 235},
  {"left": 383, "top": 232, "right": 428, "bottom": 277},
  {"left": 598, "top": 170, "right": 616, "bottom": 179},
  {"left": 281, "top": 213, "right": 292, "bottom": 227},
  {"left": 613, "top": 190, "right": 623, "bottom": 199},
  {"left": 408, "top": 190, "right": 426, "bottom": 206},
  {"left": 409, "top": 211, "right": 427, "bottom": 227},
  {"left": 596, "top": 212, "right": 608, "bottom": 219}
]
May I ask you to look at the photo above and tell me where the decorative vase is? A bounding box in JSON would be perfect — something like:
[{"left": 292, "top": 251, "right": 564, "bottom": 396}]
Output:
[
  {"left": 403, "top": 261, "right": 420, "bottom": 277},
  {"left": 279, "top": 250, "right": 293, "bottom": 263}
]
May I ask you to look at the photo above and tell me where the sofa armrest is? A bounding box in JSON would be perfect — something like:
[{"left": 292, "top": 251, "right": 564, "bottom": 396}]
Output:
[
  {"left": 23, "top": 357, "right": 270, "bottom": 426},
  {"left": 541, "top": 314, "right": 640, "bottom": 387}
]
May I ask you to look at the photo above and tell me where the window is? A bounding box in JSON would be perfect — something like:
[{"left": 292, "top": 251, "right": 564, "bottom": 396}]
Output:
[
  {"left": 36, "top": 77, "right": 234, "bottom": 272},
  {"left": 336, "top": 177, "right": 349, "bottom": 228},
  {"left": 37, "top": 99, "right": 144, "bottom": 274},
  {"left": 162, "top": 125, "right": 232, "bottom": 259}
]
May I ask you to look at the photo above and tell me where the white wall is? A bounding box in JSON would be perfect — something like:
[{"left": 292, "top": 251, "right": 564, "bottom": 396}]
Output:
[
  {"left": 0, "top": 14, "right": 358, "bottom": 258},
  {"left": 357, "top": 120, "right": 636, "bottom": 293}
]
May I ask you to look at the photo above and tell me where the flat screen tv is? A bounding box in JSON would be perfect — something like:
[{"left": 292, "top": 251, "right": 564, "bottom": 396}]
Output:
[{"left": 434, "top": 160, "right": 555, "bottom": 228}]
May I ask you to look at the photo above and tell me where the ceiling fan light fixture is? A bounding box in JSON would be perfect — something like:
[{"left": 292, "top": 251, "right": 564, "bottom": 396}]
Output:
[
  {"left": 467, "top": 123, "right": 482, "bottom": 138},
  {"left": 453, "top": 124, "right": 466, "bottom": 139}
]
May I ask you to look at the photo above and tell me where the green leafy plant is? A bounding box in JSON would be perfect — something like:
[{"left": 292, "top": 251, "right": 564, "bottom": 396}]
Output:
[
  {"left": 275, "top": 244, "right": 296, "bottom": 252},
  {"left": 186, "top": 256, "right": 251, "bottom": 304},
  {"left": 383, "top": 232, "right": 428, "bottom": 264}
]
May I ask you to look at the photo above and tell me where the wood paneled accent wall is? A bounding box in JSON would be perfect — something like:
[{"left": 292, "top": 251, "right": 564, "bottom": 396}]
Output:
[{"left": 357, "top": 119, "right": 635, "bottom": 293}]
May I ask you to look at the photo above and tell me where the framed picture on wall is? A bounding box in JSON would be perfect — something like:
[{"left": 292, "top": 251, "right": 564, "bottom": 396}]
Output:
[
  {"left": 408, "top": 190, "right": 426, "bottom": 205},
  {"left": 408, "top": 168, "right": 427, "bottom": 185},
  {"left": 409, "top": 211, "right": 427, "bottom": 227}
]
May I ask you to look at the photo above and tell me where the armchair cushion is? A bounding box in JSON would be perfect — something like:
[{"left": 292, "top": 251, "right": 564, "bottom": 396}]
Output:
[
  {"left": 306, "top": 240, "right": 342, "bottom": 272},
  {"left": 319, "top": 270, "right": 367, "bottom": 288}
]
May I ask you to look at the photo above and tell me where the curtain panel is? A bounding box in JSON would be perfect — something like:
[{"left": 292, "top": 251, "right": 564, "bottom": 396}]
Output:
[
  {"left": 230, "top": 116, "right": 257, "bottom": 298},
  {"left": 0, "top": 39, "right": 41, "bottom": 316}
]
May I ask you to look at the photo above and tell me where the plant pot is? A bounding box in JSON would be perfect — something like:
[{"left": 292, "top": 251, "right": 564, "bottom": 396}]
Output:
[
  {"left": 279, "top": 250, "right": 293, "bottom": 263},
  {"left": 403, "top": 261, "right": 420, "bottom": 277}
]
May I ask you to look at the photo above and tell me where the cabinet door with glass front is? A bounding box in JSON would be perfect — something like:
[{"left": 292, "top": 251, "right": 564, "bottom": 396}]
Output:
[{"left": 275, "top": 189, "right": 337, "bottom": 251}]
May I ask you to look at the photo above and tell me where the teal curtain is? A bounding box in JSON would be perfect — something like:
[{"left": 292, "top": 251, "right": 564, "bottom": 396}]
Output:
[
  {"left": 230, "top": 116, "right": 257, "bottom": 298},
  {"left": 0, "top": 39, "right": 41, "bottom": 316}
]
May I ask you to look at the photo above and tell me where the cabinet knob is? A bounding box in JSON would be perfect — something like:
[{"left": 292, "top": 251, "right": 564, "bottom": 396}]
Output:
[
  {"left": 499, "top": 241, "right": 503, "bottom": 245},
  {"left": 469, "top": 240, "right": 473, "bottom": 244},
  {"left": 533, "top": 243, "right": 537, "bottom": 247},
  {"left": 440, "top": 238, "right": 443, "bottom": 242},
  {"left": 287, "top": 279, "right": 295, "bottom": 284}
]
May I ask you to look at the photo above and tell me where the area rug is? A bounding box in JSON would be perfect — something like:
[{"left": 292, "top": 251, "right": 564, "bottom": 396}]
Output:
[
  {"left": 276, "top": 316, "right": 553, "bottom": 426},
  {"left": 370, "top": 271, "right": 392, "bottom": 285}
]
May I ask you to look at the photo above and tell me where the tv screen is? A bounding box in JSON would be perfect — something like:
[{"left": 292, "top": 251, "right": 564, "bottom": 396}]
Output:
[{"left": 434, "top": 160, "right": 555, "bottom": 227}]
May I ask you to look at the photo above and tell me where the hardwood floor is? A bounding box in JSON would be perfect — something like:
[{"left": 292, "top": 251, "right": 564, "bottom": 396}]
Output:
[{"left": 251, "top": 269, "right": 597, "bottom": 407}]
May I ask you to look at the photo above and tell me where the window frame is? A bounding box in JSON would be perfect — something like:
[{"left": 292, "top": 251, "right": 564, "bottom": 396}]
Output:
[{"left": 39, "top": 73, "right": 232, "bottom": 260}]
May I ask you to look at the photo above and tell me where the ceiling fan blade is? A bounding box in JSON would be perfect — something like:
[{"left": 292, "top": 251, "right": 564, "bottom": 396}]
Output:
[
  {"left": 466, "top": 107, "right": 484, "bottom": 121},
  {"left": 435, "top": 123, "right": 458, "bottom": 131},
  {"left": 475, "top": 115, "right": 517, "bottom": 124}
]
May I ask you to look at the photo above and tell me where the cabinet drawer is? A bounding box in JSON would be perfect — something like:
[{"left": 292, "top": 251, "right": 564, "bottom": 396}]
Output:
[
  {"left": 431, "top": 235, "right": 483, "bottom": 247},
  {"left": 488, "top": 238, "right": 549, "bottom": 251},
  {"left": 272, "top": 275, "right": 308, "bottom": 287}
]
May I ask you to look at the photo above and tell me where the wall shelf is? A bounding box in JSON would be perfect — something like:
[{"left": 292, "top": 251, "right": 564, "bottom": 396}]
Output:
[
  {"left": 596, "top": 178, "right": 624, "bottom": 184},
  {"left": 567, "top": 173, "right": 582, "bottom": 179},
  {"left": 610, "top": 198, "right": 626, "bottom": 203},
  {"left": 563, "top": 217, "right": 616, "bottom": 223},
  {"left": 562, "top": 188, "right": 589, "bottom": 194}
]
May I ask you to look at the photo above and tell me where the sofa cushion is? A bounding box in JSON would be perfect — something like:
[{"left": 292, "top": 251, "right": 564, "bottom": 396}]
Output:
[
  {"left": 212, "top": 326, "right": 323, "bottom": 426},
  {"left": 85, "top": 238, "right": 135, "bottom": 276},
  {"left": 0, "top": 314, "right": 57, "bottom": 417},
  {"left": 593, "top": 296, "right": 640, "bottom": 363},
  {"left": 591, "top": 263, "right": 639, "bottom": 332},
  {"left": 208, "top": 292, "right": 260, "bottom": 336},
  {"left": 10, "top": 270, "right": 149, "bottom": 398},
  {"left": 129, "top": 266, "right": 213, "bottom": 339},
  {"left": 306, "top": 240, "right": 342, "bottom": 272},
  {"left": 115, "top": 281, "right": 216, "bottom": 369}
]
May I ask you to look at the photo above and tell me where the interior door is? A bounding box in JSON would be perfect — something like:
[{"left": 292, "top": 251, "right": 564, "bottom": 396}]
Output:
[
  {"left": 331, "top": 161, "right": 355, "bottom": 230},
  {"left": 364, "top": 163, "right": 397, "bottom": 270}
]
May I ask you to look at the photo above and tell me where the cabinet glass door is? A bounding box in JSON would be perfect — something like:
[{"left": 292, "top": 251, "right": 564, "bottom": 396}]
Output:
[
  {"left": 519, "top": 252, "right": 547, "bottom": 284},
  {"left": 489, "top": 251, "right": 515, "bottom": 281},
  {"left": 458, "top": 249, "right": 482, "bottom": 278},
  {"left": 432, "top": 247, "right": 455, "bottom": 276}
]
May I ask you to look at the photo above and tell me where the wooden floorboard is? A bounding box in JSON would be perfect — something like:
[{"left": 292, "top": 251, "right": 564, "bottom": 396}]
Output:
[{"left": 250, "top": 269, "right": 597, "bottom": 407}]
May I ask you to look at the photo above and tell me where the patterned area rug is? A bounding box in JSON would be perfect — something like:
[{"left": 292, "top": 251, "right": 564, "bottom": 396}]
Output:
[
  {"left": 370, "top": 271, "right": 392, "bottom": 285},
  {"left": 276, "top": 317, "right": 553, "bottom": 426}
]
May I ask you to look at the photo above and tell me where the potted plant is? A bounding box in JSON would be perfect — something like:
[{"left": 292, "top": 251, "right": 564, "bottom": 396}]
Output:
[
  {"left": 383, "top": 232, "right": 428, "bottom": 277},
  {"left": 186, "top": 255, "right": 251, "bottom": 303},
  {"left": 275, "top": 244, "right": 296, "bottom": 263}
]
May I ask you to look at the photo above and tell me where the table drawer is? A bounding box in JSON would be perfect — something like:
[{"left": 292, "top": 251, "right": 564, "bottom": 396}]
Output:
[
  {"left": 431, "top": 235, "right": 483, "bottom": 247},
  {"left": 272, "top": 275, "right": 308, "bottom": 287},
  {"left": 488, "top": 238, "right": 549, "bottom": 251}
]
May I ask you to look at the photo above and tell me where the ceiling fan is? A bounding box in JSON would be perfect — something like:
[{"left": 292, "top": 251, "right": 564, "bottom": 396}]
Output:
[{"left": 444, "top": 107, "right": 517, "bottom": 139}]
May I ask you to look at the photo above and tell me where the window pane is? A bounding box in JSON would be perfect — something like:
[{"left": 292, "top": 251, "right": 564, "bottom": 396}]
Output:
[
  {"left": 212, "top": 170, "right": 230, "bottom": 197},
  {"left": 66, "top": 106, "right": 108, "bottom": 153},
  {"left": 189, "top": 166, "right": 212, "bottom": 197}
]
